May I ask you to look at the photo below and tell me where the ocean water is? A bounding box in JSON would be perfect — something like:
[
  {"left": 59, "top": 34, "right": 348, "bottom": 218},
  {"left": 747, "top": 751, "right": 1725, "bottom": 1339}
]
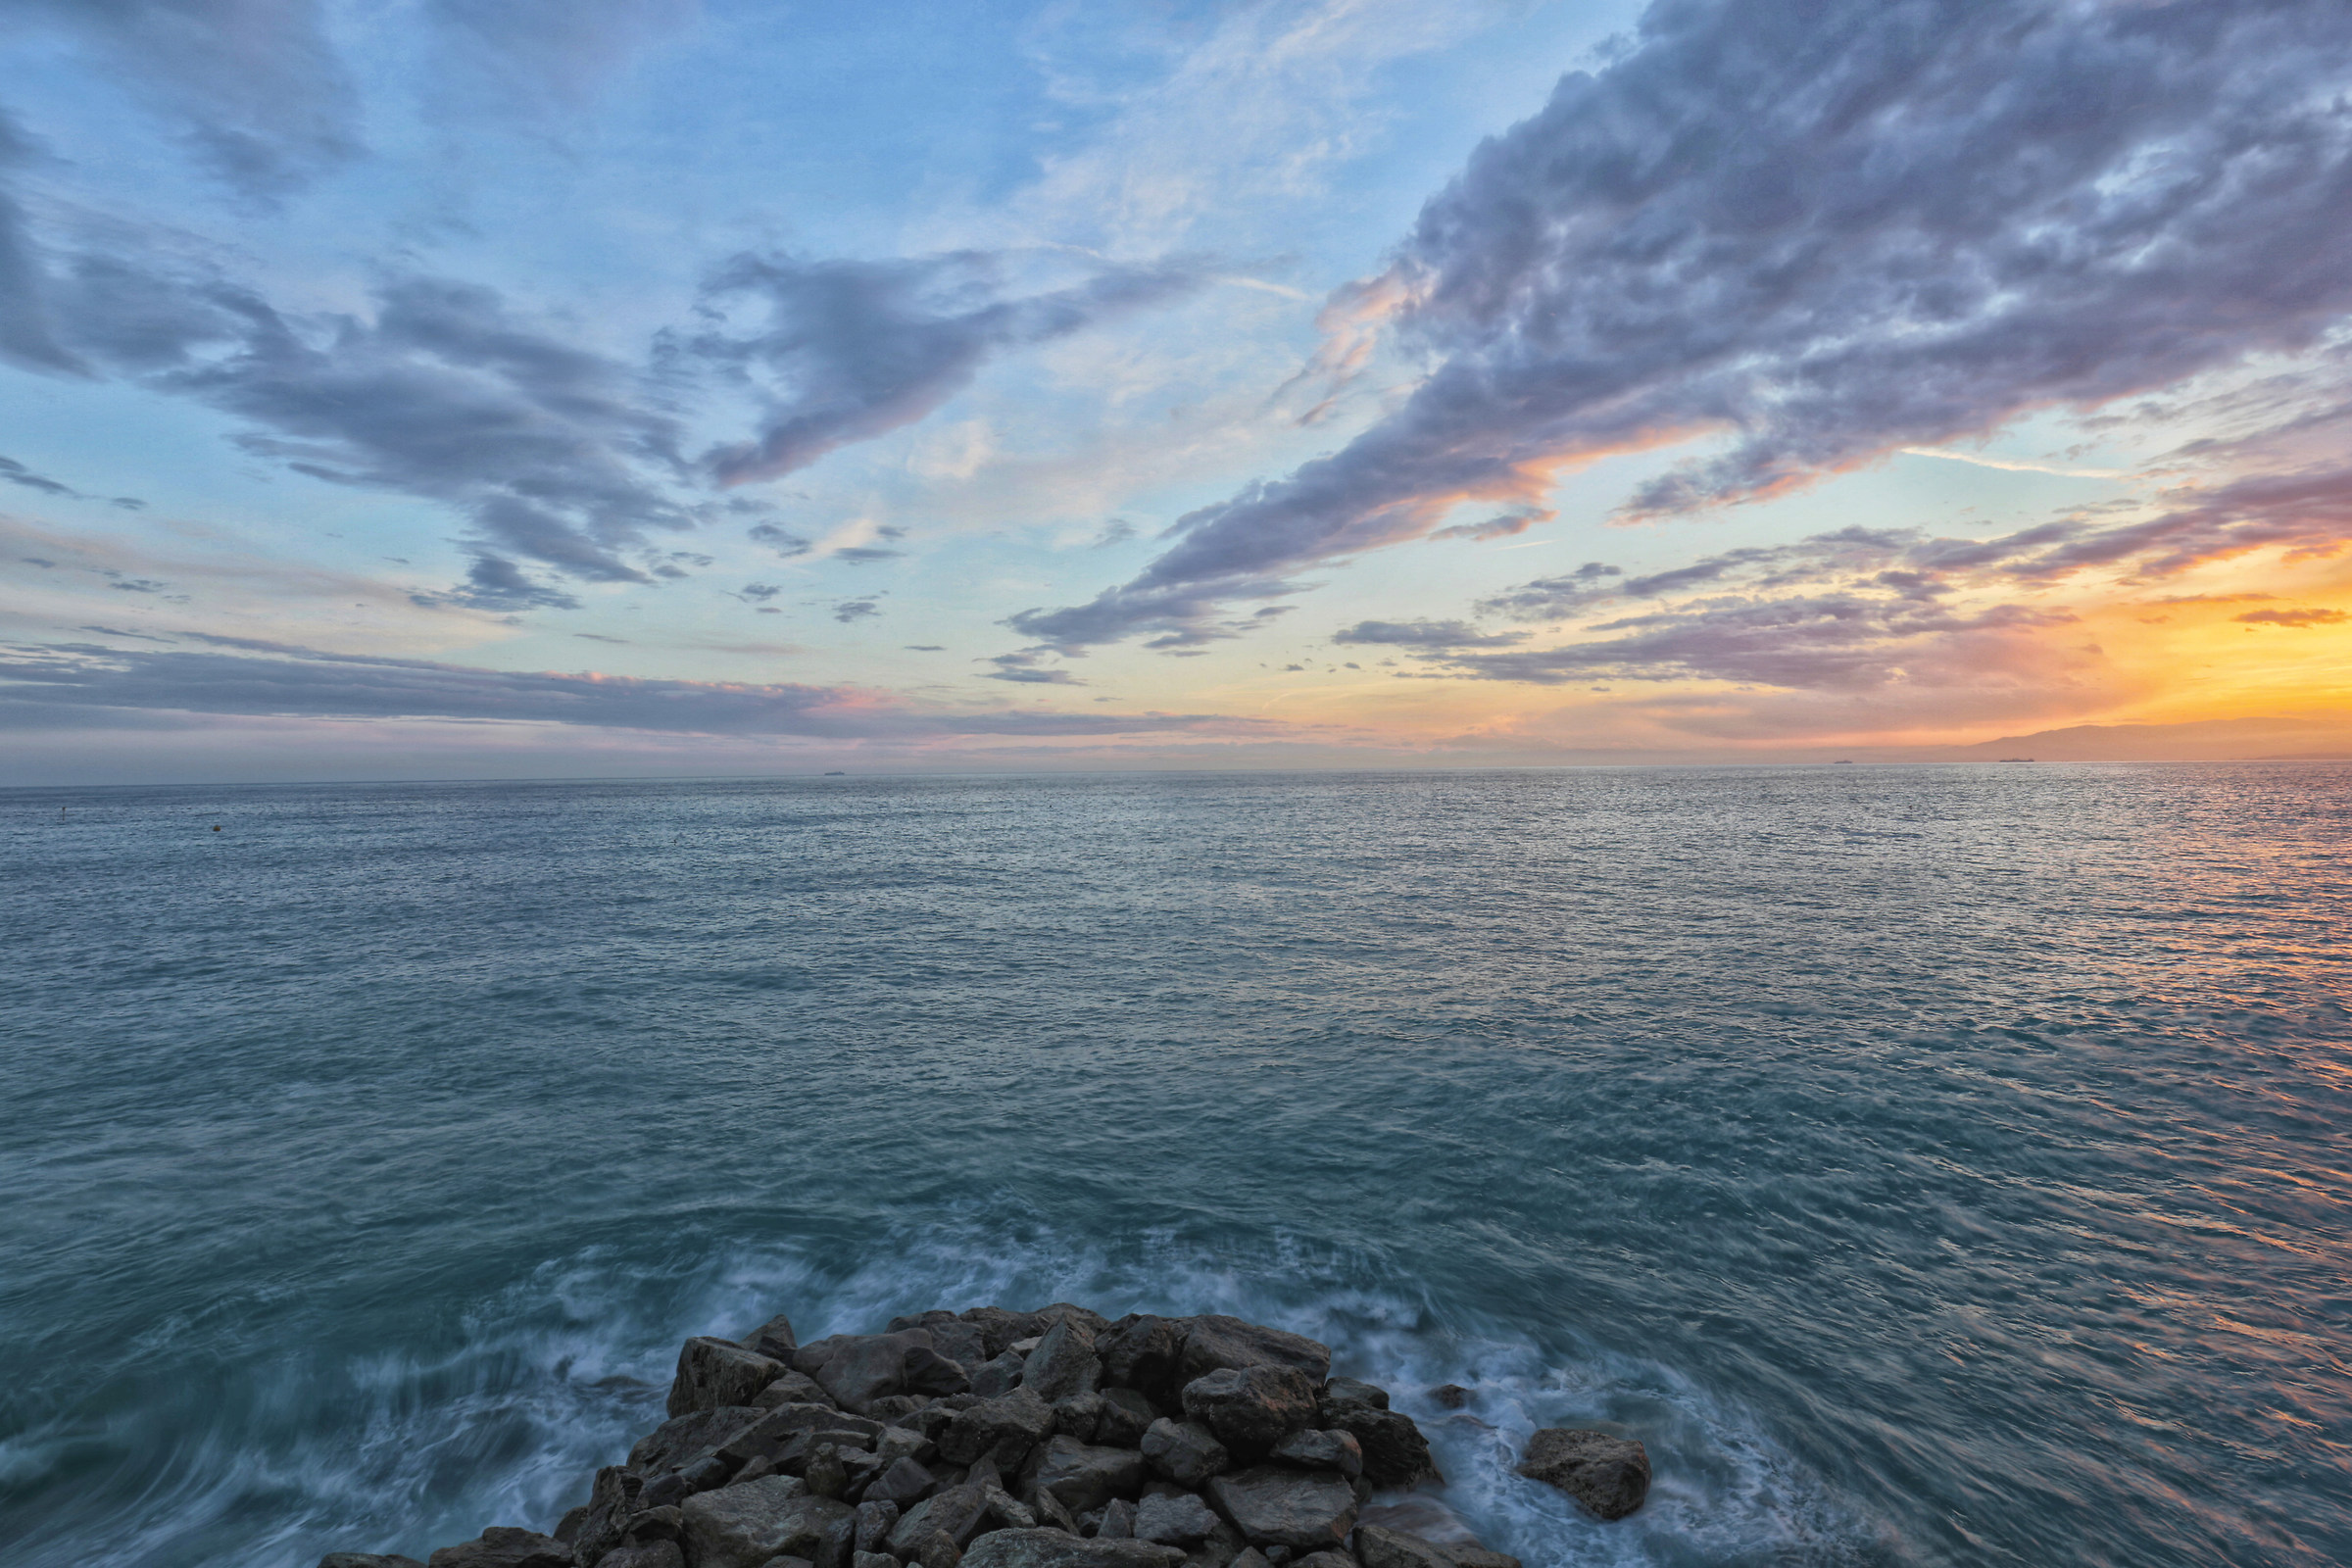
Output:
[{"left": 2, "top": 764, "right": 2347, "bottom": 1568}]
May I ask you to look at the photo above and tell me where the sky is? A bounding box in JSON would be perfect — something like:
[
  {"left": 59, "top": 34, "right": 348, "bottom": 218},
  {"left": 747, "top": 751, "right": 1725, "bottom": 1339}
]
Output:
[{"left": 4, "top": 0, "right": 2352, "bottom": 782}]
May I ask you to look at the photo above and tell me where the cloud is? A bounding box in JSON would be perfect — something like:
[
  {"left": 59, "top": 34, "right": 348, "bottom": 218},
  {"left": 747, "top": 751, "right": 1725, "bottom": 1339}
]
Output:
[
  {"left": 696, "top": 250, "right": 1203, "bottom": 485},
  {"left": 832, "top": 599, "right": 879, "bottom": 624},
  {"left": 0, "top": 637, "right": 1242, "bottom": 739},
  {"left": 0, "top": 454, "right": 73, "bottom": 497},
  {"left": 1014, "top": 0, "right": 2352, "bottom": 648},
  {"left": 2236, "top": 607, "right": 2346, "bottom": 627},
  {"left": 1331, "top": 619, "right": 1526, "bottom": 649},
  {"left": 424, "top": 0, "right": 698, "bottom": 109},
  {"left": 983, "top": 648, "right": 1084, "bottom": 684}
]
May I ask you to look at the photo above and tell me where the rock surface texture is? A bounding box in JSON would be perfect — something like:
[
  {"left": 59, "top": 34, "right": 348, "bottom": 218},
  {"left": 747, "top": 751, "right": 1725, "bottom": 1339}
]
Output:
[{"left": 318, "top": 1304, "right": 1626, "bottom": 1568}]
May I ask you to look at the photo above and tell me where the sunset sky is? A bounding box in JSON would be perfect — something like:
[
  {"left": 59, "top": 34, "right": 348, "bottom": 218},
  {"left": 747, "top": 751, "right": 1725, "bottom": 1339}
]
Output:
[{"left": 4, "top": 0, "right": 2351, "bottom": 781}]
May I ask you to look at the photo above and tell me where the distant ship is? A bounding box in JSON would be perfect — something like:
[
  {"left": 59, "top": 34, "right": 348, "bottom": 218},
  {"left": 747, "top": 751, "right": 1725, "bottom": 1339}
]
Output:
[
  {"left": 822, "top": 770, "right": 847, "bottom": 775},
  {"left": 1998, "top": 757, "right": 2035, "bottom": 762}
]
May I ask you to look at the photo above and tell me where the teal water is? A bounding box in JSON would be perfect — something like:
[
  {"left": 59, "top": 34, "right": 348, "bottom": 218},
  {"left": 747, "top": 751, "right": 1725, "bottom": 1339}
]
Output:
[{"left": 2, "top": 765, "right": 2347, "bottom": 1568}]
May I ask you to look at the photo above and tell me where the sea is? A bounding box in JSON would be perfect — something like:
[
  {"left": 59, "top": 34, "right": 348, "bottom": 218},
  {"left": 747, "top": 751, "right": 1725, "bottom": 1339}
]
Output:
[{"left": 2, "top": 764, "right": 2347, "bottom": 1568}]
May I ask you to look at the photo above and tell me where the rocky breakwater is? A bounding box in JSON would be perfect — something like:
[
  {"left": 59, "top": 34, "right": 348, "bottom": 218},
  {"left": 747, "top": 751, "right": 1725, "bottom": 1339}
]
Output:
[{"left": 318, "top": 1304, "right": 1650, "bottom": 1568}]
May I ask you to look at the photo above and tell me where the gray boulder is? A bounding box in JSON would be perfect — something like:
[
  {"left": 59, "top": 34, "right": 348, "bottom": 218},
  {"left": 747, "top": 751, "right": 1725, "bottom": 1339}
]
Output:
[
  {"left": 1022, "top": 1435, "right": 1147, "bottom": 1515},
  {"left": 1202, "top": 1468, "right": 1357, "bottom": 1552},
  {"left": 670, "top": 1338, "right": 787, "bottom": 1418},
  {"left": 1023, "top": 1318, "right": 1102, "bottom": 1403},
  {"left": 1349, "top": 1527, "right": 1450, "bottom": 1568},
  {"left": 318, "top": 1556, "right": 424, "bottom": 1568},
  {"left": 855, "top": 1499, "right": 900, "bottom": 1554},
  {"left": 1445, "top": 1549, "right": 1520, "bottom": 1568},
  {"left": 1226, "top": 1551, "right": 1272, "bottom": 1568},
  {"left": 716, "top": 1404, "right": 885, "bottom": 1471},
  {"left": 1315, "top": 1381, "right": 1386, "bottom": 1416},
  {"left": 1291, "top": 1554, "right": 1351, "bottom": 1568},
  {"left": 1177, "top": 1320, "right": 1330, "bottom": 1387},
  {"left": 425, "top": 1528, "right": 573, "bottom": 1568},
  {"left": 864, "top": 1457, "right": 939, "bottom": 1508},
  {"left": 939, "top": 1386, "right": 1055, "bottom": 1472},
  {"left": 1514, "top": 1429, "right": 1648, "bottom": 1521},
  {"left": 681, "top": 1480, "right": 855, "bottom": 1568},
  {"left": 798, "top": 1333, "right": 970, "bottom": 1413},
  {"left": 1138, "top": 1420, "right": 1228, "bottom": 1489},
  {"left": 1096, "top": 1497, "right": 1137, "bottom": 1540},
  {"left": 913, "top": 1533, "right": 964, "bottom": 1568},
  {"left": 1053, "top": 1393, "right": 1105, "bottom": 1443},
  {"left": 1182, "top": 1517, "right": 1246, "bottom": 1568},
  {"left": 856, "top": 1553, "right": 898, "bottom": 1568},
  {"left": 753, "top": 1372, "right": 836, "bottom": 1410},
  {"left": 596, "top": 1547, "right": 681, "bottom": 1568},
  {"left": 1096, "top": 1317, "right": 1191, "bottom": 1406},
  {"left": 959, "top": 1307, "right": 1051, "bottom": 1359},
  {"left": 887, "top": 1485, "right": 994, "bottom": 1555},
  {"left": 1315, "top": 1407, "right": 1435, "bottom": 1489},
  {"left": 1134, "top": 1493, "right": 1219, "bottom": 1546},
  {"left": 1178, "top": 1368, "right": 1316, "bottom": 1452},
  {"left": 969, "top": 1349, "right": 1028, "bottom": 1399},
  {"left": 632, "top": 1407, "right": 766, "bottom": 1477},
  {"left": 1095, "top": 1390, "right": 1156, "bottom": 1449},
  {"left": 1267, "top": 1431, "right": 1358, "bottom": 1479},
  {"left": 742, "top": 1313, "right": 801, "bottom": 1363},
  {"left": 959, "top": 1530, "right": 1187, "bottom": 1568}
]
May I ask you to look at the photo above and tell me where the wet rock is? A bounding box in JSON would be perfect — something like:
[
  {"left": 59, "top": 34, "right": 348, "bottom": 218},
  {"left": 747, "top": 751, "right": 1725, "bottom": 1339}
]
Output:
[
  {"left": 1514, "top": 1430, "right": 1648, "bottom": 1522},
  {"left": 1054, "top": 1393, "right": 1106, "bottom": 1443},
  {"left": 940, "top": 1387, "right": 1055, "bottom": 1473},
  {"left": 1023, "top": 1318, "right": 1102, "bottom": 1404},
  {"left": 959, "top": 1307, "right": 1051, "bottom": 1359},
  {"left": 1315, "top": 1407, "right": 1436, "bottom": 1490},
  {"left": 425, "top": 1527, "right": 573, "bottom": 1568},
  {"left": 920, "top": 1320, "right": 992, "bottom": 1371},
  {"left": 639, "top": 1453, "right": 736, "bottom": 1511},
  {"left": 631, "top": 1406, "right": 766, "bottom": 1476},
  {"left": 683, "top": 1481, "right": 856, "bottom": 1568},
  {"left": 959, "top": 1530, "right": 1187, "bottom": 1568},
  {"left": 670, "top": 1339, "right": 788, "bottom": 1419},
  {"left": 1426, "top": 1388, "right": 1468, "bottom": 1411},
  {"left": 1095, "top": 1390, "right": 1156, "bottom": 1449},
  {"left": 855, "top": 1499, "right": 900, "bottom": 1554},
  {"left": 1267, "top": 1432, "right": 1358, "bottom": 1480},
  {"left": 1443, "top": 1548, "right": 1519, "bottom": 1568},
  {"left": 1177, "top": 1320, "right": 1330, "bottom": 1387},
  {"left": 1349, "top": 1526, "right": 1451, "bottom": 1568},
  {"left": 1134, "top": 1493, "right": 1219, "bottom": 1546},
  {"left": 1202, "top": 1468, "right": 1357, "bottom": 1552},
  {"left": 1138, "top": 1420, "right": 1228, "bottom": 1489},
  {"left": 1096, "top": 1317, "right": 1190, "bottom": 1407},
  {"left": 754, "top": 1373, "right": 836, "bottom": 1411},
  {"left": 1039, "top": 1304, "right": 1112, "bottom": 1337},
  {"left": 969, "top": 1350, "right": 1028, "bottom": 1400},
  {"left": 1022, "top": 1435, "right": 1148, "bottom": 1515},
  {"left": 799, "top": 1333, "right": 970, "bottom": 1414},
  {"left": 717, "top": 1405, "right": 885, "bottom": 1471},
  {"left": 743, "top": 1313, "right": 801, "bottom": 1363},
  {"left": 888, "top": 1485, "right": 994, "bottom": 1555},
  {"left": 1096, "top": 1498, "right": 1137, "bottom": 1540},
  {"left": 318, "top": 1556, "right": 424, "bottom": 1568},
  {"left": 593, "top": 1545, "right": 681, "bottom": 1568},
  {"left": 1314, "top": 1382, "right": 1386, "bottom": 1417},
  {"left": 1178, "top": 1367, "right": 1317, "bottom": 1452}
]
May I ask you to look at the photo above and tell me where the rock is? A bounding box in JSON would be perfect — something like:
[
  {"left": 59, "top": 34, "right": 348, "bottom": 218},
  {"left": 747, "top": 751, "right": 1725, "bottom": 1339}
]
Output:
[
  {"left": 798, "top": 1333, "right": 969, "bottom": 1414},
  {"left": 877, "top": 1427, "right": 937, "bottom": 1466},
  {"left": 939, "top": 1387, "right": 1055, "bottom": 1473},
  {"left": 856, "top": 1553, "right": 897, "bottom": 1568},
  {"left": 1022, "top": 1318, "right": 1102, "bottom": 1403},
  {"left": 1138, "top": 1420, "right": 1228, "bottom": 1489},
  {"left": 1443, "top": 1550, "right": 1518, "bottom": 1568},
  {"left": 969, "top": 1350, "right": 1028, "bottom": 1400},
  {"left": 640, "top": 1453, "right": 737, "bottom": 1511},
  {"left": 1177, "top": 1320, "right": 1330, "bottom": 1387},
  {"left": 621, "top": 1506, "right": 684, "bottom": 1546},
  {"left": 682, "top": 1480, "right": 856, "bottom": 1568},
  {"left": 1291, "top": 1553, "right": 1352, "bottom": 1568},
  {"left": 1426, "top": 1388, "right": 1468, "bottom": 1411},
  {"left": 425, "top": 1527, "right": 573, "bottom": 1568},
  {"left": 1267, "top": 1431, "right": 1358, "bottom": 1480},
  {"left": 595, "top": 1545, "right": 681, "bottom": 1568},
  {"left": 718, "top": 1405, "right": 886, "bottom": 1471},
  {"left": 920, "top": 1320, "right": 992, "bottom": 1371},
  {"left": 1202, "top": 1468, "right": 1357, "bottom": 1552},
  {"left": 983, "top": 1486, "right": 1039, "bottom": 1531},
  {"left": 1038, "top": 1304, "right": 1112, "bottom": 1337},
  {"left": 867, "top": 1396, "right": 931, "bottom": 1426},
  {"left": 965, "top": 1455, "right": 1004, "bottom": 1494},
  {"left": 1227, "top": 1551, "right": 1271, "bottom": 1568},
  {"left": 807, "top": 1445, "right": 850, "bottom": 1500},
  {"left": 1178, "top": 1368, "right": 1317, "bottom": 1452},
  {"left": 1096, "top": 1497, "right": 1137, "bottom": 1540},
  {"left": 1096, "top": 1317, "right": 1191, "bottom": 1407},
  {"left": 1026, "top": 1483, "right": 1083, "bottom": 1536},
  {"left": 1021, "top": 1435, "right": 1148, "bottom": 1515},
  {"left": 855, "top": 1500, "right": 900, "bottom": 1554},
  {"left": 1514, "top": 1429, "right": 1648, "bottom": 1521},
  {"left": 888, "top": 1485, "right": 994, "bottom": 1555},
  {"left": 1134, "top": 1494, "right": 1220, "bottom": 1546},
  {"left": 632, "top": 1406, "right": 766, "bottom": 1476},
  {"left": 959, "top": 1307, "right": 1051, "bottom": 1359},
  {"left": 1182, "top": 1517, "right": 1245, "bottom": 1568},
  {"left": 1261, "top": 1551, "right": 1290, "bottom": 1567},
  {"left": 1349, "top": 1527, "right": 1450, "bottom": 1568},
  {"left": 743, "top": 1313, "right": 801, "bottom": 1363},
  {"left": 959, "top": 1530, "right": 1188, "bottom": 1568},
  {"left": 753, "top": 1373, "right": 836, "bottom": 1411},
  {"left": 670, "top": 1338, "right": 788, "bottom": 1418},
  {"left": 1315, "top": 1408, "right": 1435, "bottom": 1489},
  {"left": 318, "top": 1556, "right": 424, "bottom": 1568},
  {"left": 1094, "top": 1390, "right": 1156, "bottom": 1449},
  {"left": 1054, "top": 1393, "right": 1105, "bottom": 1442},
  {"left": 1315, "top": 1382, "right": 1386, "bottom": 1417}
]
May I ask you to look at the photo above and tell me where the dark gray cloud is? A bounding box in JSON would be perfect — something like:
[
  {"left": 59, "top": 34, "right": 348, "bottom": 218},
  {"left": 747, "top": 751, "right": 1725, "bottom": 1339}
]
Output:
[
  {"left": 1331, "top": 619, "right": 1526, "bottom": 650},
  {"left": 983, "top": 649, "right": 1082, "bottom": 684},
  {"left": 832, "top": 599, "right": 879, "bottom": 624},
  {"left": 1016, "top": 0, "right": 2352, "bottom": 649},
  {"left": 697, "top": 251, "right": 1203, "bottom": 485},
  {"left": 0, "top": 451, "right": 143, "bottom": 509},
  {"left": 0, "top": 637, "right": 1243, "bottom": 739}
]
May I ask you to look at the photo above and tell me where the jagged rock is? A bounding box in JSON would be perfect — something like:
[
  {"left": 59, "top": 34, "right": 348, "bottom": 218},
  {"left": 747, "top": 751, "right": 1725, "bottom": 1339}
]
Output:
[
  {"left": 965, "top": 1455, "right": 1004, "bottom": 1494},
  {"left": 959, "top": 1529, "right": 1186, "bottom": 1568},
  {"left": 969, "top": 1350, "right": 1028, "bottom": 1399},
  {"left": 1054, "top": 1393, "right": 1105, "bottom": 1442},
  {"left": 983, "top": 1486, "right": 1039, "bottom": 1531},
  {"left": 940, "top": 1386, "right": 1055, "bottom": 1473},
  {"left": 1182, "top": 1517, "right": 1245, "bottom": 1568},
  {"left": 1202, "top": 1468, "right": 1357, "bottom": 1551},
  {"left": 878, "top": 1428, "right": 937, "bottom": 1466},
  {"left": 1177, "top": 1320, "right": 1330, "bottom": 1387},
  {"left": 1315, "top": 1381, "right": 1386, "bottom": 1416},
  {"left": 1178, "top": 1367, "right": 1316, "bottom": 1452},
  {"left": 1445, "top": 1548, "right": 1519, "bottom": 1568},
  {"left": 1096, "top": 1498, "right": 1137, "bottom": 1540},
  {"left": 1095, "top": 1391, "right": 1156, "bottom": 1449},
  {"left": 1139, "top": 1420, "right": 1228, "bottom": 1489},
  {"left": 807, "top": 1444, "right": 851, "bottom": 1500},
  {"left": 682, "top": 1480, "right": 854, "bottom": 1568},
  {"left": 620, "top": 1506, "right": 683, "bottom": 1546},
  {"left": 1227, "top": 1550, "right": 1271, "bottom": 1568},
  {"left": 1267, "top": 1432, "right": 1358, "bottom": 1479},
  {"left": 960, "top": 1307, "right": 1051, "bottom": 1359},
  {"left": 855, "top": 1499, "right": 900, "bottom": 1554},
  {"left": 888, "top": 1485, "right": 994, "bottom": 1555},
  {"left": 900, "top": 1405, "right": 962, "bottom": 1442},
  {"left": 743, "top": 1313, "right": 801, "bottom": 1363},
  {"left": 639, "top": 1453, "right": 736, "bottom": 1511},
  {"left": 670, "top": 1339, "right": 788, "bottom": 1418},
  {"left": 1315, "top": 1407, "right": 1435, "bottom": 1489},
  {"left": 921, "top": 1321, "right": 991, "bottom": 1370},
  {"left": 856, "top": 1553, "right": 897, "bottom": 1568},
  {"left": 318, "top": 1556, "right": 423, "bottom": 1568},
  {"left": 1023, "top": 1318, "right": 1102, "bottom": 1403},
  {"left": 1134, "top": 1493, "right": 1219, "bottom": 1546},
  {"left": 867, "top": 1396, "right": 931, "bottom": 1425},
  {"left": 1514, "top": 1430, "right": 1648, "bottom": 1521},
  {"left": 1426, "top": 1387, "right": 1468, "bottom": 1411},
  {"left": 1038, "top": 1304, "right": 1112, "bottom": 1338},
  {"left": 1259, "top": 1553, "right": 1290, "bottom": 1568},
  {"left": 1022, "top": 1435, "right": 1147, "bottom": 1514},
  {"left": 753, "top": 1373, "right": 836, "bottom": 1411},
  {"left": 718, "top": 1405, "right": 885, "bottom": 1471},
  {"left": 1096, "top": 1317, "right": 1191, "bottom": 1407},
  {"left": 425, "top": 1527, "right": 573, "bottom": 1568},
  {"left": 594, "top": 1545, "right": 680, "bottom": 1568},
  {"left": 632, "top": 1406, "right": 766, "bottom": 1476},
  {"left": 1350, "top": 1526, "right": 1451, "bottom": 1568},
  {"left": 797, "top": 1333, "right": 971, "bottom": 1414},
  {"left": 1291, "top": 1553, "right": 1352, "bottom": 1568}
]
